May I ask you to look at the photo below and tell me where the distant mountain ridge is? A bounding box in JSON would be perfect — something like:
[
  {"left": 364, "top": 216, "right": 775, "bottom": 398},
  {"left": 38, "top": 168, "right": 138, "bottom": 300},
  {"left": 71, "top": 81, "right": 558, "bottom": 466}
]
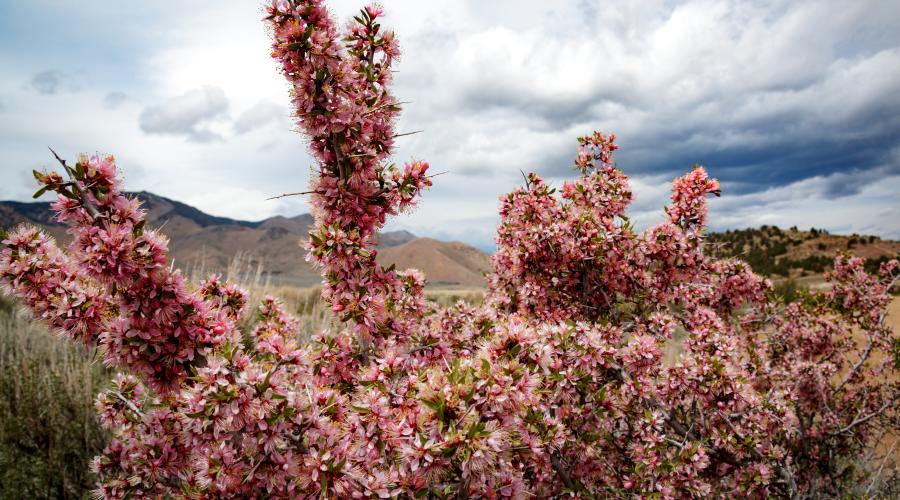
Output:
[{"left": 0, "top": 193, "right": 491, "bottom": 288}]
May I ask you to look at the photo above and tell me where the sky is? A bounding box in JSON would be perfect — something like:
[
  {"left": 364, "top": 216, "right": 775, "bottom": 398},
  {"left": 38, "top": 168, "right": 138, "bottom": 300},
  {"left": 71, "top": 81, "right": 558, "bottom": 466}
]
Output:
[{"left": 1, "top": 0, "right": 899, "bottom": 251}]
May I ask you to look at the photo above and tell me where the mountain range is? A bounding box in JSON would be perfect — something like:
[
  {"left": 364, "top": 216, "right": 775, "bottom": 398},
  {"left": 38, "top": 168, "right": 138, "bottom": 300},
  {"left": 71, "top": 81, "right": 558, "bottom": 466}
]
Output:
[
  {"left": 0, "top": 192, "right": 492, "bottom": 288},
  {"left": 4, "top": 195, "right": 897, "bottom": 290}
]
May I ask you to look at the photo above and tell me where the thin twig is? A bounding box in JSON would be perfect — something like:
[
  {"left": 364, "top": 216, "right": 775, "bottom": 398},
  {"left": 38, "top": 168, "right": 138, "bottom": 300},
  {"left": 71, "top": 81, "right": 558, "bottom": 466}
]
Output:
[
  {"left": 835, "top": 336, "right": 877, "bottom": 394},
  {"left": 365, "top": 100, "right": 410, "bottom": 115},
  {"left": 407, "top": 342, "right": 439, "bottom": 354},
  {"left": 113, "top": 391, "right": 144, "bottom": 418},
  {"left": 48, "top": 147, "right": 102, "bottom": 220},
  {"left": 833, "top": 398, "right": 896, "bottom": 436},
  {"left": 393, "top": 130, "right": 423, "bottom": 139},
  {"left": 520, "top": 169, "right": 531, "bottom": 190},
  {"left": 266, "top": 190, "right": 321, "bottom": 201}
]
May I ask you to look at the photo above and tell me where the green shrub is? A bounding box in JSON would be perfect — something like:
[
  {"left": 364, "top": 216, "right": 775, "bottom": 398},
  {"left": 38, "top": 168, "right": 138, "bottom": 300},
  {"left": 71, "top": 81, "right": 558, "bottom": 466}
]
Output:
[{"left": 771, "top": 278, "right": 808, "bottom": 304}]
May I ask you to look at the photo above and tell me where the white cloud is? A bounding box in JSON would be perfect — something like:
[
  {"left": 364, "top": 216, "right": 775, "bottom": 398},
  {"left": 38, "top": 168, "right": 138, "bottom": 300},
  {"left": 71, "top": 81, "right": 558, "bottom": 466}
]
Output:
[
  {"left": 2, "top": 0, "right": 900, "bottom": 247},
  {"left": 234, "top": 100, "right": 287, "bottom": 135},
  {"left": 103, "top": 91, "right": 128, "bottom": 109},
  {"left": 138, "top": 86, "right": 230, "bottom": 142}
]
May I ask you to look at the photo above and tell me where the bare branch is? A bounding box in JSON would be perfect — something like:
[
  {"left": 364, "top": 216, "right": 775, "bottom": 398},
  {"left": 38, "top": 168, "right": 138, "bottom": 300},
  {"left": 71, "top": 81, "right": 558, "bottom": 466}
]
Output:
[{"left": 835, "top": 336, "right": 876, "bottom": 394}]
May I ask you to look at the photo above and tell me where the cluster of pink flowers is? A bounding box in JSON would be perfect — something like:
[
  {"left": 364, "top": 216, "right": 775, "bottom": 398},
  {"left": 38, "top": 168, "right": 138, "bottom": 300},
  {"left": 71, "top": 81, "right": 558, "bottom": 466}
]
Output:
[{"left": 1, "top": 1, "right": 898, "bottom": 497}]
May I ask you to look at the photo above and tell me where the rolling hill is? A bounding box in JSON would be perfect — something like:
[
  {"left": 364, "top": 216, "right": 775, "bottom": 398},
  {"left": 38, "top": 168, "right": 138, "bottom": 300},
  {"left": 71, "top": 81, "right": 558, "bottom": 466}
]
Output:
[
  {"left": 706, "top": 225, "right": 900, "bottom": 281},
  {"left": 0, "top": 193, "right": 490, "bottom": 288},
  {"left": 377, "top": 238, "right": 492, "bottom": 288}
]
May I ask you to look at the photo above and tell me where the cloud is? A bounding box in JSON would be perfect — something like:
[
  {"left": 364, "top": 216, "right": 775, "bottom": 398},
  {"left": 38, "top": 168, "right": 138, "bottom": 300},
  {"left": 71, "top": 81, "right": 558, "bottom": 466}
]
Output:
[
  {"left": 706, "top": 169, "right": 900, "bottom": 239},
  {"left": 621, "top": 163, "right": 900, "bottom": 240},
  {"left": 234, "top": 100, "right": 286, "bottom": 134},
  {"left": 103, "top": 91, "right": 128, "bottom": 109},
  {"left": 2, "top": 0, "right": 900, "bottom": 247},
  {"left": 385, "top": 0, "right": 900, "bottom": 199},
  {"left": 29, "top": 70, "right": 64, "bottom": 95},
  {"left": 138, "top": 86, "right": 229, "bottom": 142}
]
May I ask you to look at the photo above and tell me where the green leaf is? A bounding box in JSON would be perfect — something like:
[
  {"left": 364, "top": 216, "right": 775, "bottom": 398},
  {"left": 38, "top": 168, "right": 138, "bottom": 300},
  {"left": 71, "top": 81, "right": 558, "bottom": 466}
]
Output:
[
  {"left": 350, "top": 404, "right": 371, "bottom": 414},
  {"left": 319, "top": 475, "right": 329, "bottom": 499},
  {"left": 59, "top": 188, "right": 79, "bottom": 201},
  {"left": 32, "top": 186, "right": 50, "bottom": 199},
  {"left": 420, "top": 398, "right": 442, "bottom": 413}
]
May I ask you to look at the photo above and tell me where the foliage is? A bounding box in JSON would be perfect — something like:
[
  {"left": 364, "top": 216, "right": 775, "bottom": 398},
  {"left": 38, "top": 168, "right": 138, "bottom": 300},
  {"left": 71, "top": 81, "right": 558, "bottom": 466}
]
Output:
[
  {"left": 770, "top": 279, "right": 808, "bottom": 304},
  {"left": 1, "top": 1, "right": 898, "bottom": 498}
]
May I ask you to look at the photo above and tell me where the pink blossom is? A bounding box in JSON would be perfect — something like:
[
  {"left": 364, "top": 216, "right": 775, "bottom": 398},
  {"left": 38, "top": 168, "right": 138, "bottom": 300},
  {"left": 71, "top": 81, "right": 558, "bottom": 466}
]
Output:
[{"left": 0, "top": 1, "right": 896, "bottom": 498}]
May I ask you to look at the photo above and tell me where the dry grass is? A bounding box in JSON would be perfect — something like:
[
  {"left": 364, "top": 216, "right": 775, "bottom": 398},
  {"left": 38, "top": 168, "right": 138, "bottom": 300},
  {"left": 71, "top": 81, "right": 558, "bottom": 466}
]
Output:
[
  {"left": 0, "top": 296, "right": 110, "bottom": 499},
  {"left": 425, "top": 288, "right": 485, "bottom": 308}
]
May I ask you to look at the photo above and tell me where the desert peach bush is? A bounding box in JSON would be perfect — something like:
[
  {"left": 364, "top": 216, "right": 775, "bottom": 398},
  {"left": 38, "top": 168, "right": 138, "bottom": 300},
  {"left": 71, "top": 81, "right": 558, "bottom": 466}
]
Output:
[{"left": 1, "top": 1, "right": 899, "bottom": 498}]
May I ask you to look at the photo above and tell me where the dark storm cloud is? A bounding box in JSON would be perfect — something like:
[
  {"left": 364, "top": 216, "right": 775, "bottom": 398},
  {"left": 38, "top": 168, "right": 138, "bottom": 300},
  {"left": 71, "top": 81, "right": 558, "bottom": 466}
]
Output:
[
  {"left": 509, "top": 54, "right": 900, "bottom": 202},
  {"left": 409, "top": 0, "right": 900, "bottom": 219},
  {"left": 138, "top": 86, "right": 229, "bottom": 142}
]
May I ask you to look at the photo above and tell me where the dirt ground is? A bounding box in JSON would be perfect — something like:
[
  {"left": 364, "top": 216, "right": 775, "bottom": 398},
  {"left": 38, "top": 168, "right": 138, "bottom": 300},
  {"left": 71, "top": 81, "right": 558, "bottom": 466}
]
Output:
[
  {"left": 879, "top": 297, "right": 900, "bottom": 477},
  {"left": 889, "top": 297, "right": 900, "bottom": 333}
]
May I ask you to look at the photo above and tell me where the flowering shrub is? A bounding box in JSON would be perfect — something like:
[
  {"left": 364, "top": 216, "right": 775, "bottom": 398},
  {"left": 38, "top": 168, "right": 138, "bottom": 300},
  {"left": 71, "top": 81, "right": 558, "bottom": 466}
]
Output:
[{"left": 2, "top": 1, "right": 899, "bottom": 497}]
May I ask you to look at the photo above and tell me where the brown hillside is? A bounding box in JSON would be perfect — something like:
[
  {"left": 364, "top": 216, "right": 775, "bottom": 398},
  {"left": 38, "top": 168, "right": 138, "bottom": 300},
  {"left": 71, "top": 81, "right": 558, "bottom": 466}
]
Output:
[
  {"left": 787, "top": 235, "right": 900, "bottom": 260},
  {"left": 377, "top": 238, "right": 492, "bottom": 288},
  {"left": 708, "top": 226, "right": 900, "bottom": 281},
  {"left": 1, "top": 194, "right": 491, "bottom": 288}
]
